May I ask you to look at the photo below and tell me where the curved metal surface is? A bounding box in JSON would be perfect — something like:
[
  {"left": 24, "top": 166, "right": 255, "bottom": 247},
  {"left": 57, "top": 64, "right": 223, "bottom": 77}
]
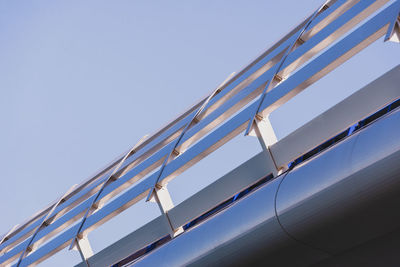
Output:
[
  {"left": 276, "top": 107, "right": 400, "bottom": 254},
  {"left": 133, "top": 177, "right": 328, "bottom": 267},
  {"left": 132, "top": 108, "right": 400, "bottom": 267}
]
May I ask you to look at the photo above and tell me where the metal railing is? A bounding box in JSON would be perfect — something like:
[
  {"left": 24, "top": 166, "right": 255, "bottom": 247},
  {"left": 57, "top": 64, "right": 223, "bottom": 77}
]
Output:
[{"left": 1, "top": 0, "right": 399, "bottom": 266}]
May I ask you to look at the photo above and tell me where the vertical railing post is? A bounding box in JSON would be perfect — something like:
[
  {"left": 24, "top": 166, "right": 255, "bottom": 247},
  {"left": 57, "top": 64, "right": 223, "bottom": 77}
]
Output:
[
  {"left": 146, "top": 73, "right": 236, "bottom": 238},
  {"left": 249, "top": 115, "right": 285, "bottom": 176},
  {"left": 68, "top": 135, "right": 149, "bottom": 263},
  {"left": 244, "top": 0, "right": 331, "bottom": 136},
  {"left": 71, "top": 236, "right": 94, "bottom": 267},
  {"left": 149, "top": 185, "right": 184, "bottom": 237}
]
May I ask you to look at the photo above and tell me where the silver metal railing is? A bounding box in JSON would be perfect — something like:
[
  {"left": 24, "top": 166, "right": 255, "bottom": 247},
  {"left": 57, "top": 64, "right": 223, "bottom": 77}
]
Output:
[{"left": 1, "top": 0, "right": 399, "bottom": 266}]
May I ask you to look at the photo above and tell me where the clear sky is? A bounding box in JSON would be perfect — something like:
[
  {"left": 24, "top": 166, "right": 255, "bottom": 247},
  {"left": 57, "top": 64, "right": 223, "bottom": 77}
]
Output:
[{"left": 0, "top": 0, "right": 399, "bottom": 266}]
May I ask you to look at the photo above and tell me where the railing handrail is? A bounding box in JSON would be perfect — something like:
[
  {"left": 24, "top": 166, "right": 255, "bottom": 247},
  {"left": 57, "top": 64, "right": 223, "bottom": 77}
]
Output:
[{"left": 2, "top": 0, "right": 399, "bottom": 266}]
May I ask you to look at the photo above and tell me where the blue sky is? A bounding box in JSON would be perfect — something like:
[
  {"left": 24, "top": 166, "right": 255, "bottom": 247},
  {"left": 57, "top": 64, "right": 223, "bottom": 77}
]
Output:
[{"left": 0, "top": 0, "right": 399, "bottom": 266}]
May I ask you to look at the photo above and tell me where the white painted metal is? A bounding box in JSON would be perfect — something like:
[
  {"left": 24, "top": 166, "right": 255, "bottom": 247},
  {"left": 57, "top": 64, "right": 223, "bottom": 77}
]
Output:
[
  {"left": 72, "top": 237, "right": 93, "bottom": 266},
  {"left": 387, "top": 15, "right": 400, "bottom": 42},
  {"left": 151, "top": 186, "right": 184, "bottom": 237},
  {"left": 250, "top": 117, "right": 281, "bottom": 175}
]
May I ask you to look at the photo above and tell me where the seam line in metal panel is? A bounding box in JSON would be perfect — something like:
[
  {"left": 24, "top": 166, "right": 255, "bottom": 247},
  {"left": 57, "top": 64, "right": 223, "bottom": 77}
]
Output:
[{"left": 273, "top": 170, "right": 332, "bottom": 256}]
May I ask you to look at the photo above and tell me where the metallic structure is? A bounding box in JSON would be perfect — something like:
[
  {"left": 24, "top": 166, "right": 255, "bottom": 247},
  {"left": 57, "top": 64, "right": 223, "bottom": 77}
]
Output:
[{"left": 1, "top": 0, "right": 399, "bottom": 266}]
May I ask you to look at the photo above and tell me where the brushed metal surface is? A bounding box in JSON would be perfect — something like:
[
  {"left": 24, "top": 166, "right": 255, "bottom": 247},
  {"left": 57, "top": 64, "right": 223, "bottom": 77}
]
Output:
[
  {"left": 78, "top": 215, "right": 171, "bottom": 267},
  {"left": 132, "top": 107, "right": 400, "bottom": 267},
  {"left": 134, "top": 177, "right": 328, "bottom": 267},
  {"left": 276, "top": 108, "right": 400, "bottom": 254},
  {"left": 310, "top": 227, "right": 400, "bottom": 267},
  {"left": 168, "top": 151, "right": 276, "bottom": 230},
  {"left": 270, "top": 64, "right": 400, "bottom": 168}
]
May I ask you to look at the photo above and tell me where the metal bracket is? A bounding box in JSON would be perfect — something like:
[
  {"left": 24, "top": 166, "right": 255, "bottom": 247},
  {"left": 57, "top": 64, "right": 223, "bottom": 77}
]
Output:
[
  {"left": 249, "top": 116, "right": 284, "bottom": 176},
  {"left": 71, "top": 236, "right": 94, "bottom": 266},
  {"left": 385, "top": 14, "right": 400, "bottom": 43},
  {"left": 149, "top": 185, "right": 184, "bottom": 237},
  {"left": 248, "top": 116, "right": 277, "bottom": 146}
]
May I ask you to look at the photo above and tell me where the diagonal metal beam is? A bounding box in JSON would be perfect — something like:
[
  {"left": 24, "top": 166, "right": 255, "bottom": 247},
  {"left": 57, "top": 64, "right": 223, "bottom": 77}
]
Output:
[
  {"left": 68, "top": 135, "right": 149, "bottom": 252},
  {"left": 244, "top": 0, "right": 332, "bottom": 137},
  {"left": 16, "top": 184, "right": 77, "bottom": 267}
]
